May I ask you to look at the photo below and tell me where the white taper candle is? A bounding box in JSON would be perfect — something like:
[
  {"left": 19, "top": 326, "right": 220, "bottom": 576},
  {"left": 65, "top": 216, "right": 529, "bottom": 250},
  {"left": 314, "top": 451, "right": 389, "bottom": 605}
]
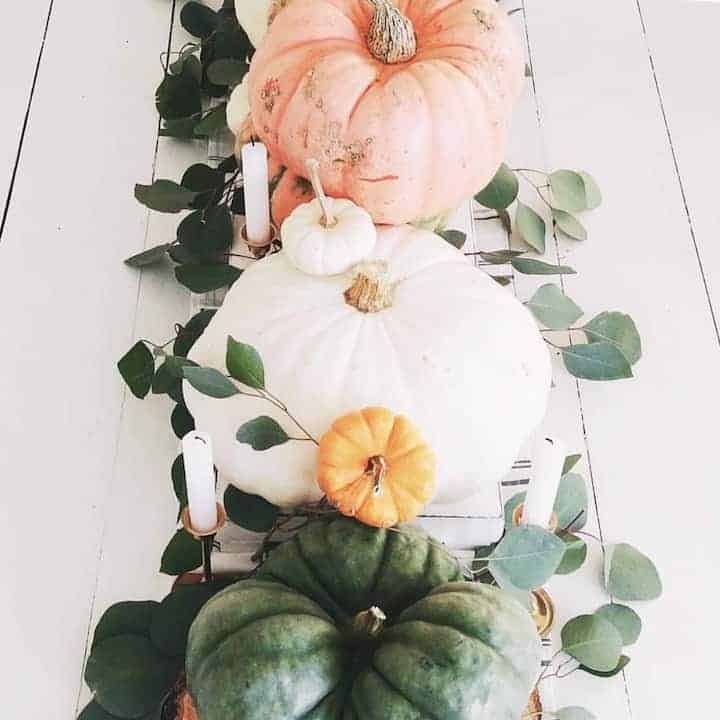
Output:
[
  {"left": 182, "top": 431, "right": 218, "bottom": 534},
  {"left": 523, "top": 437, "right": 566, "bottom": 527},
  {"left": 241, "top": 141, "right": 271, "bottom": 246}
]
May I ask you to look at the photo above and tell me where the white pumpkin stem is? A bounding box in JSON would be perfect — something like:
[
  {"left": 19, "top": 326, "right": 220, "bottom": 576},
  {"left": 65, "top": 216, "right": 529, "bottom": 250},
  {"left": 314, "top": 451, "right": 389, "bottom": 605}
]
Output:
[
  {"left": 366, "top": 0, "right": 417, "bottom": 64},
  {"left": 344, "top": 261, "right": 394, "bottom": 313},
  {"left": 305, "top": 158, "right": 336, "bottom": 228}
]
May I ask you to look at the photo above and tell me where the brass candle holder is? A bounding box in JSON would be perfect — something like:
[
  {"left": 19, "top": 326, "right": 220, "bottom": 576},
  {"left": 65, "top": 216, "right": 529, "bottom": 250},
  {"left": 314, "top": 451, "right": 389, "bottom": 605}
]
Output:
[
  {"left": 181, "top": 503, "right": 227, "bottom": 584},
  {"left": 238, "top": 220, "right": 280, "bottom": 258}
]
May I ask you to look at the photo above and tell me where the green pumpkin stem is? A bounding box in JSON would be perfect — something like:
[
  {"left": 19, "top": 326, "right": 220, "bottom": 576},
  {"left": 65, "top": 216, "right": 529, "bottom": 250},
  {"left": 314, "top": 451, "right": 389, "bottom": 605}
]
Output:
[{"left": 352, "top": 606, "right": 387, "bottom": 637}]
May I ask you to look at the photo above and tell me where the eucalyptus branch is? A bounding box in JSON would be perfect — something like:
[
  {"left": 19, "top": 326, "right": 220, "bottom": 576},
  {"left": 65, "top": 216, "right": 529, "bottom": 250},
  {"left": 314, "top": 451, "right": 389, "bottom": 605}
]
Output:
[{"left": 257, "top": 387, "right": 319, "bottom": 446}]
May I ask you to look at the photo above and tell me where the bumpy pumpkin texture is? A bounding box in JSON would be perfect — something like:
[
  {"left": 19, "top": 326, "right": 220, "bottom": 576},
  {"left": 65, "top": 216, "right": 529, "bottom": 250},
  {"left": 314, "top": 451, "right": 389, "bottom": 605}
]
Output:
[
  {"left": 185, "top": 517, "right": 541, "bottom": 720},
  {"left": 246, "top": 0, "right": 524, "bottom": 225}
]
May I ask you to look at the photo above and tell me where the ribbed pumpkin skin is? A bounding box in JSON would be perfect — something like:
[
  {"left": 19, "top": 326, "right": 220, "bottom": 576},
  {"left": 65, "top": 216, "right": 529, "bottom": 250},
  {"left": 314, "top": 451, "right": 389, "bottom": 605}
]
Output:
[
  {"left": 186, "top": 518, "right": 541, "bottom": 720},
  {"left": 248, "top": 0, "right": 524, "bottom": 225}
]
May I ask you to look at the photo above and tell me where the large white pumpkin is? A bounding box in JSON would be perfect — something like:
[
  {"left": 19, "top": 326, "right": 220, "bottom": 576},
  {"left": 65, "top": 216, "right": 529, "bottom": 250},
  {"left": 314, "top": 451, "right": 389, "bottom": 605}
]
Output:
[{"left": 185, "top": 225, "right": 551, "bottom": 507}]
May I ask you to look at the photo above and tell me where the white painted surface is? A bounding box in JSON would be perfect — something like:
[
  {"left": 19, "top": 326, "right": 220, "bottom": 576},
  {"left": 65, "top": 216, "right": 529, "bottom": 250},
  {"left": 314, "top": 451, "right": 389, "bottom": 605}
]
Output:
[{"left": 0, "top": 1, "right": 717, "bottom": 718}]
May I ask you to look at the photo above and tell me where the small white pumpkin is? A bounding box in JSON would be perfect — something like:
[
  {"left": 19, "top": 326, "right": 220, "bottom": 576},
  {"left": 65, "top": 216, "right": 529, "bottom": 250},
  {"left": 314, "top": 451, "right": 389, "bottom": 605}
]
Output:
[
  {"left": 235, "top": 0, "right": 273, "bottom": 49},
  {"left": 185, "top": 224, "right": 551, "bottom": 507},
  {"left": 281, "top": 160, "right": 376, "bottom": 276},
  {"left": 226, "top": 77, "right": 249, "bottom": 137}
]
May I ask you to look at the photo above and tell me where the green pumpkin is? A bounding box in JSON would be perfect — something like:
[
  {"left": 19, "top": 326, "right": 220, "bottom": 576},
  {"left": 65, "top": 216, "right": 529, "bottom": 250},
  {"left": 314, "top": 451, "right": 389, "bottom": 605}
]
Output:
[{"left": 186, "top": 517, "right": 541, "bottom": 719}]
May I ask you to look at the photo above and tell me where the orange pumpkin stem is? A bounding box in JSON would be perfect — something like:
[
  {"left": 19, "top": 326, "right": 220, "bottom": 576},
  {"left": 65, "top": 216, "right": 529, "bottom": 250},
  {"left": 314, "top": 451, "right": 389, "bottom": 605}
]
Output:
[
  {"left": 305, "top": 158, "right": 336, "bottom": 228},
  {"left": 344, "top": 261, "right": 394, "bottom": 313},
  {"left": 365, "top": 455, "right": 388, "bottom": 495},
  {"left": 366, "top": 0, "right": 417, "bottom": 64}
]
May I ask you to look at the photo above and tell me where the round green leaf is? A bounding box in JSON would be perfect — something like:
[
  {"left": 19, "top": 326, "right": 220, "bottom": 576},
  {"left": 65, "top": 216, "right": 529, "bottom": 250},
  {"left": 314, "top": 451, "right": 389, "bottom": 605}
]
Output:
[
  {"left": 124, "top": 243, "right": 171, "bottom": 269},
  {"left": 561, "top": 614, "right": 623, "bottom": 672},
  {"left": 515, "top": 201, "right": 546, "bottom": 253},
  {"left": 206, "top": 58, "right": 249, "bottom": 86},
  {"left": 604, "top": 543, "right": 662, "bottom": 601},
  {"left": 437, "top": 229, "right": 467, "bottom": 249},
  {"left": 92, "top": 601, "right": 158, "bottom": 650},
  {"left": 171, "top": 403, "right": 195, "bottom": 439},
  {"left": 474, "top": 163, "right": 519, "bottom": 210},
  {"left": 595, "top": 604, "right": 642, "bottom": 646},
  {"left": 549, "top": 170, "right": 588, "bottom": 212},
  {"left": 236, "top": 416, "right": 290, "bottom": 451},
  {"left": 160, "top": 530, "right": 202, "bottom": 576},
  {"left": 160, "top": 116, "right": 201, "bottom": 139},
  {"left": 171, "top": 454, "right": 187, "bottom": 509},
  {"left": 580, "top": 654, "right": 630, "bottom": 678},
  {"left": 194, "top": 103, "right": 229, "bottom": 137},
  {"left": 526, "top": 284, "right": 583, "bottom": 330},
  {"left": 555, "top": 532, "right": 588, "bottom": 575},
  {"left": 155, "top": 73, "right": 201, "bottom": 120},
  {"left": 579, "top": 171, "right": 602, "bottom": 210},
  {"left": 134, "top": 181, "right": 197, "bottom": 214},
  {"left": 557, "top": 707, "right": 597, "bottom": 720},
  {"left": 174, "top": 309, "right": 216, "bottom": 357},
  {"left": 118, "top": 342, "right": 154, "bottom": 399},
  {"left": 181, "top": 164, "right": 223, "bottom": 193},
  {"left": 183, "top": 366, "right": 239, "bottom": 399},
  {"left": 553, "top": 473, "right": 588, "bottom": 530},
  {"left": 175, "top": 263, "right": 242, "bottom": 293},
  {"left": 511, "top": 257, "right": 576, "bottom": 275},
  {"left": 85, "top": 635, "right": 180, "bottom": 718},
  {"left": 553, "top": 209, "right": 588, "bottom": 241},
  {"left": 583, "top": 311, "right": 642, "bottom": 365},
  {"left": 561, "top": 342, "right": 633, "bottom": 381},
  {"left": 180, "top": 1, "right": 219, "bottom": 39},
  {"left": 488, "top": 525, "right": 565, "bottom": 590},
  {"left": 224, "top": 485, "right": 279, "bottom": 532},
  {"left": 226, "top": 337, "right": 265, "bottom": 389},
  {"left": 78, "top": 700, "right": 127, "bottom": 719}
]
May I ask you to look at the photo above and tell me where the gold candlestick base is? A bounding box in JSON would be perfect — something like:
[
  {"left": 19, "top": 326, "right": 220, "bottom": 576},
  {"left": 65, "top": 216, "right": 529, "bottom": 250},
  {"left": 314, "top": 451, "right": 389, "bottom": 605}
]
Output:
[
  {"left": 181, "top": 503, "right": 227, "bottom": 584},
  {"left": 530, "top": 588, "right": 555, "bottom": 637},
  {"left": 511, "top": 502, "right": 559, "bottom": 533},
  {"left": 239, "top": 220, "right": 280, "bottom": 258}
]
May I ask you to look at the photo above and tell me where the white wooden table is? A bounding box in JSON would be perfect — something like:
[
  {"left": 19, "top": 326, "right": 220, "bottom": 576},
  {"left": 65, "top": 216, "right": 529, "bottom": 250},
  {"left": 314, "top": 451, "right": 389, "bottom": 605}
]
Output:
[{"left": 1, "top": 1, "right": 718, "bottom": 718}]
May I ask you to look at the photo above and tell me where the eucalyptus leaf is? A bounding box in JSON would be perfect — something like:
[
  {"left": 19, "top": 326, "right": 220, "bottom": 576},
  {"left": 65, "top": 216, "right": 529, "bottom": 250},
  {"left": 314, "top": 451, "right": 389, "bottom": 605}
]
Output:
[
  {"left": 171, "top": 454, "right": 187, "bottom": 509},
  {"left": 183, "top": 366, "right": 239, "bottom": 399},
  {"left": 474, "top": 163, "right": 519, "bottom": 210},
  {"left": 174, "top": 309, "right": 216, "bottom": 357},
  {"left": 236, "top": 416, "right": 290, "bottom": 451},
  {"left": 562, "top": 453, "right": 582, "bottom": 475},
  {"left": 175, "top": 263, "right": 242, "bottom": 293},
  {"left": 583, "top": 312, "right": 642, "bottom": 365},
  {"left": 177, "top": 207, "right": 233, "bottom": 257},
  {"left": 604, "top": 543, "right": 662, "bottom": 601},
  {"left": 555, "top": 532, "right": 588, "bottom": 575},
  {"left": 92, "top": 601, "right": 158, "bottom": 650},
  {"left": 181, "top": 164, "right": 224, "bottom": 193},
  {"left": 226, "top": 337, "right": 265, "bottom": 389},
  {"left": 78, "top": 700, "right": 127, "bottom": 719},
  {"left": 478, "top": 249, "right": 525, "bottom": 264},
  {"left": 160, "top": 529, "right": 202, "bottom": 576},
  {"left": 492, "top": 275, "right": 512, "bottom": 287},
  {"left": 556, "top": 707, "right": 597, "bottom": 720},
  {"left": 151, "top": 361, "right": 178, "bottom": 396},
  {"left": 561, "top": 342, "right": 633, "bottom": 381},
  {"left": 194, "top": 103, "right": 229, "bottom": 136},
  {"left": 117, "top": 342, "right": 154, "bottom": 399},
  {"left": 180, "top": 55, "right": 202, "bottom": 85},
  {"left": 553, "top": 209, "right": 588, "bottom": 241},
  {"left": 135, "top": 181, "right": 197, "bottom": 214},
  {"left": 437, "top": 229, "right": 467, "bottom": 249},
  {"left": 561, "top": 614, "right": 623, "bottom": 672},
  {"left": 515, "top": 201, "right": 546, "bottom": 253},
  {"left": 207, "top": 58, "right": 249, "bottom": 86},
  {"left": 171, "top": 403, "right": 195, "bottom": 439},
  {"left": 580, "top": 654, "right": 630, "bottom": 678},
  {"left": 124, "top": 243, "right": 171, "bottom": 268},
  {"left": 526, "top": 284, "right": 583, "bottom": 330},
  {"left": 224, "top": 485, "right": 279, "bottom": 532},
  {"left": 180, "top": 1, "right": 219, "bottom": 39},
  {"left": 554, "top": 473, "right": 588, "bottom": 530},
  {"left": 511, "top": 257, "right": 576, "bottom": 275},
  {"left": 595, "top": 604, "right": 642, "bottom": 646},
  {"left": 160, "top": 115, "right": 200, "bottom": 139},
  {"left": 580, "top": 171, "right": 602, "bottom": 209},
  {"left": 488, "top": 525, "right": 565, "bottom": 590},
  {"left": 549, "top": 170, "right": 588, "bottom": 213},
  {"left": 155, "top": 72, "right": 201, "bottom": 120}
]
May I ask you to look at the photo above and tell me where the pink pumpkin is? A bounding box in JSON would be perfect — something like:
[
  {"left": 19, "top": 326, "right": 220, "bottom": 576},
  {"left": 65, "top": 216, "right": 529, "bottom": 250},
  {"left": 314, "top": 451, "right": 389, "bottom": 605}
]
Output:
[{"left": 247, "top": 0, "right": 524, "bottom": 225}]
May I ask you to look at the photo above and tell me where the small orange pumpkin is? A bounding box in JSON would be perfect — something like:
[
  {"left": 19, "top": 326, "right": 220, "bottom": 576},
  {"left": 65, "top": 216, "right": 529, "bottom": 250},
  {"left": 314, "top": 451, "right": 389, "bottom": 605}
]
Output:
[{"left": 317, "top": 407, "right": 436, "bottom": 528}]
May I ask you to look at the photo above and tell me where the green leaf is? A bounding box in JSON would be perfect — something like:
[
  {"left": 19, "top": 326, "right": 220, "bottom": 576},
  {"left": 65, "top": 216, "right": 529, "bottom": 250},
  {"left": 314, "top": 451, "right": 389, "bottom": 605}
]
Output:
[
  {"left": 183, "top": 366, "right": 239, "bottom": 399},
  {"left": 478, "top": 249, "right": 525, "bottom": 264},
  {"left": 160, "top": 529, "right": 202, "bottom": 576},
  {"left": 224, "top": 485, "right": 279, "bottom": 532},
  {"left": 604, "top": 543, "right": 662, "bottom": 601},
  {"left": 555, "top": 532, "right": 588, "bottom": 575},
  {"left": 92, "top": 601, "right": 158, "bottom": 650},
  {"left": 134, "top": 181, "right": 197, "bottom": 213},
  {"left": 175, "top": 263, "right": 242, "bottom": 293},
  {"left": 561, "top": 614, "right": 623, "bottom": 672},
  {"left": 207, "top": 58, "right": 249, "bottom": 86},
  {"left": 85, "top": 635, "right": 180, "bottom": 718},
  {"left": 526, "top": 284, "right": 583, "bottom": 330},
  {"left": 171, "top": 403, "right": 195, "bottom": 439},
  {"left": 174, "top": 309, "right": 216, "bottom": 357},
  {"left": 194, "top": 103, "right": 229, "bottom": 136},
  {"left": 236, "top": 416, "right": 290, "bottom": 451},
  {"left": 177, "top": 207, "right": 233, "bottom": 257},
  {"left": 180, "top": 1, "right": 219, "bottom": 39},
  {"left": 549, "top": 170, "right": 588, "bottom": 213},
  {"left": 118, "top": 342, "right": 154, "bottom": 399},
  {"left": 562, "top": 342, "right": 633, "bottom": 381},
  {"left": 595, "top": 604, "right": 642, "bottom": 646},
  {"left": 160, "top": 115, "right": 201, "bottom": 139},
  {"left": 78, "top": 700, "right": 127, "bottom": 719},
  {"left": 580, "top": 654, "right": 630, "bottom": 678},
  {"left": 437, "top": 229, "right": 467, "bottom": 249},
  {"left": 171, "top": 454, "right": 187, "bottom": 509},
  {"left": 488, "top": 525, "right": 565, "bottom": 590},
  {"left": 562, "top": 453, "right": 582, "bottom": 475},
  {"left": 226, "top": 337, "right": 265, "bottom": 389},
  {"left": 554, "top": 473, "right": 588, "bottom": 530},
  {"left": 511, "top": 257, "right": 576, "bottom": 275},
  {"left": 583, "top": 312, "right": 642, "bottom": 365},
  {"left": 181, "top": 163, "right": 224, "bottom": 193},
  {"left": 492, "top": 275, "right": 512, "bottom": 287},
  {"left": 179, "top": 55, "right": 202, "bottom": 85},
  {"left": 474, "top": 163, "right": 519, "bottom": 210},
  {"left": 515, "top": 202, "right": 546, "bottom": 253},
  {"left": 553, "top": 209, "right": 588, "bottom": 241},
  {"left": 579, "top": 171, "right": 602, "bottom": 210},
  {"left": 155, "top": 72, "right": 201, "bottom": 120},
  {"left": 556, "top": 708, "right": 597, "bottom": 720},
  {"left": 124, "top": 243, "right": 171, "bottom": 268}
]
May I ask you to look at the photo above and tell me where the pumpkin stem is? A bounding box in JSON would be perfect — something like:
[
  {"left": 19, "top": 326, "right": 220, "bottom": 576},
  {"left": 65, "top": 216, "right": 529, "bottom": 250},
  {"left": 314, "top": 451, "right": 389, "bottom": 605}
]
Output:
[
  {"left": 365, "top": 454, "right": 389, "bottom": 495},
  {"left": 352, "top": 606, "right": 387, "bottom": 637},
  {"left": 366, "top": 0, "right": 417, "bottom": 64},
  {"left": 344, "top": 261, "right": 394, "bottom": 313},
  {"left": 305, "top": 158, "right": 336, "bottom": 228}
]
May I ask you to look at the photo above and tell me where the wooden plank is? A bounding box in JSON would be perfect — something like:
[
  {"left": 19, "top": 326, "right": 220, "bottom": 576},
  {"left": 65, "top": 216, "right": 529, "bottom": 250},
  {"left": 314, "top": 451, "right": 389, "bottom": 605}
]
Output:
[
  {"left": 524, "top": 0, "right": 720, "bottom": 717},
  {"left": 0, "top": 1, "right": 177, "bottom": 717},
  {"left": 0, "top": 1, "right": 53, "bottom": 228}
]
